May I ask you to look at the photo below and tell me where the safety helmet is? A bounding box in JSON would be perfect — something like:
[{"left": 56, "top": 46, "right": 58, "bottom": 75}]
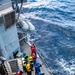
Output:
[
  {"left": 23, "top": 52, "right": 26, "bottom": 56},
  {"left": 38, "top": 72, "right": 41, "bottom": 75},
  {"left": 26, "top": 63, "right": 30, "bottom": 67},
  {"left": 28, "top": 56, "right": 32, "bottom": 60},
  {"left": 16, "top": 69, "right": 20, "bottom": 72},
  {"left": 35, "top": 61, "right": 39, "bottom": 65}
]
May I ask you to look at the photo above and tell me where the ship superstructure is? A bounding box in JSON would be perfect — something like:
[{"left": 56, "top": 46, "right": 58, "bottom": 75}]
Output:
[{"left": 0, "top": 0, "right": 21, "bottom": 59}]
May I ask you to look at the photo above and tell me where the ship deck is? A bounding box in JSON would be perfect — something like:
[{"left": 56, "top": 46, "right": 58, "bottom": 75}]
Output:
[{"left": 21, "top": 42, "right": 52, "bottom": 75}]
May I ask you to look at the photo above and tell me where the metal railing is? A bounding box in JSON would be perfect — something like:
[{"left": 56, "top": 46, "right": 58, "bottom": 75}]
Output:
[{"left": 37, "top": 48, "right": 54, "bottom": 75}]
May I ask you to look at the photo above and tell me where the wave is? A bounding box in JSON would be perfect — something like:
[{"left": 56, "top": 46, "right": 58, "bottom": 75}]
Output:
[
  {"left": 23, "top": 0, "right": 49, "bottom": 8},
  {"left": 22, "top": 0, "right": 75, "bottom": 75},
  {"left": 56, "top": 58, "right": 75, "bottom": 75},
  {"left": 23, "top": 0, "right": 75, "bottom": 28}
]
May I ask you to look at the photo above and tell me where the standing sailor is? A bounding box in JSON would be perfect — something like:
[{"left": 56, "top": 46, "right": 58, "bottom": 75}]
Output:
[
  {"left": 34, "top": 61, "right": 42, "bottom": 74},
  {"left": 30, "top": 43, "right": 36, "bottom": 55},
  {"left": 23, "top": 52, "right": 28, "bottom": 63},
  {"left": 32, "top": 53, "right": 37, "bottom": 64}
]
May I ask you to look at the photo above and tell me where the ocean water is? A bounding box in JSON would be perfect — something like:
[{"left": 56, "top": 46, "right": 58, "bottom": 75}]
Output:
[{"left": 22, "top": 0, "right": 75, "bottom": 75}]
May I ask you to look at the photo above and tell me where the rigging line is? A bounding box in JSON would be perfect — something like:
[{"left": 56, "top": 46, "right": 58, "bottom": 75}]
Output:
[{"left": 17, "top": 0, "right": 24, "bottom": 22}]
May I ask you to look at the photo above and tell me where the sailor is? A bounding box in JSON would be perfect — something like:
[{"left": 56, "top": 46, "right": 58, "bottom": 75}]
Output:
[
  {"left": 16, "top": 69, "right": 23, "bottom": 75},
  {"left": 26, "top": 63, "right": 32, "bottom": 75},
  {"left": 37, "top": 72, "right": 44, "bottom": 75},
  {"left": 23, "top": 61, "right": 27, "bottom": 72},
  {"left": 32, "top": 52, "right": 37, "bottom": 64},
  {"left": 34, "top": 61, "right": 42, "bottom": 74},
  {"left": 30, "top": 43, "right": 36, "bottom": 55},
  {"left": 23, "top": 52, "right": 28, "bottom": 63},
  {"left": 28, "top": 56, "right": 34, "bottom": 71}
]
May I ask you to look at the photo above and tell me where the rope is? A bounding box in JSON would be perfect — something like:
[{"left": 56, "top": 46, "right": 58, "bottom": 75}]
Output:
[{"left": 17, "top": 0, "right": 24, "bottom": 22}]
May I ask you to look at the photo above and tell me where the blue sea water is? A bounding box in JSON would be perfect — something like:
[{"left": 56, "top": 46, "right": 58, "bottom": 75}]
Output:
[{"left": 22, "top": 0, "right": 75, "bottom": 75}]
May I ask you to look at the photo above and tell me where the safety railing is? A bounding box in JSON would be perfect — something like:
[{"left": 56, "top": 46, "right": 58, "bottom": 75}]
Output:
[{"left": 37, "top": 48, "right": 54, "bottom": 75}]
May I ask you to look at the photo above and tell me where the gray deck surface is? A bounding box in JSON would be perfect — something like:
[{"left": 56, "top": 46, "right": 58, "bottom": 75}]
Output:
[{"left": 21, "top": 43, "right": 51, "bottom": 75}]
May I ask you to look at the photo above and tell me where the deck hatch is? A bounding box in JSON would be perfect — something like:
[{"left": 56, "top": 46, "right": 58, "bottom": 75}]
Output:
[{"left": 9, "top": 60, "right": 19, "bottom": 72}]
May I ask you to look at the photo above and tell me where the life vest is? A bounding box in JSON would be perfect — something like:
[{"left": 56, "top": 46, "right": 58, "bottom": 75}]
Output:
[
  {"left": 32, "top": 53, "right": 37, "bottom": 60},
  {"left": 28, "top": 56, "right": 33, "bottom": 65},
  {"left": 30, "top": 45, "right": 36, "bottom": 53},
  {"left": 23, "top": 55, "right": 28, "bottom": 61}
]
